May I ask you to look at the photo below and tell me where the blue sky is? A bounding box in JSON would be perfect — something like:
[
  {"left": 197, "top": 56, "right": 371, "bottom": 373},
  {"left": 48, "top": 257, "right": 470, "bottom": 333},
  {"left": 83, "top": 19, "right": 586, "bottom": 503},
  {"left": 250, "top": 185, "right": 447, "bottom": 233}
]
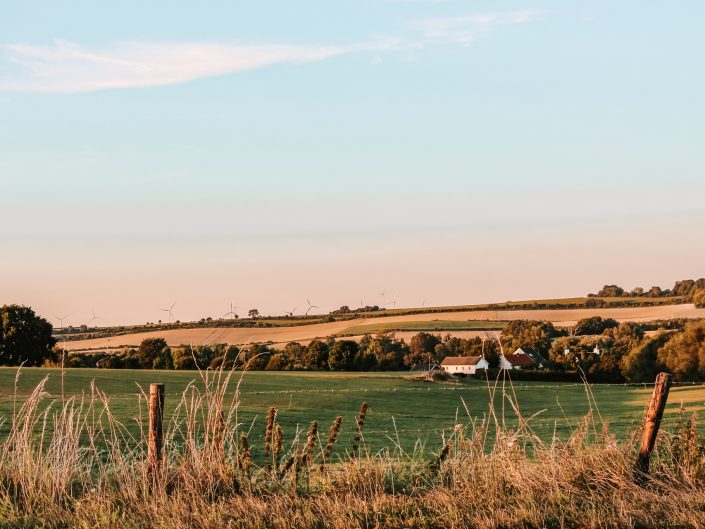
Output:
[{"left": 1, "top": 1, "right": 704, "bottom": 325}]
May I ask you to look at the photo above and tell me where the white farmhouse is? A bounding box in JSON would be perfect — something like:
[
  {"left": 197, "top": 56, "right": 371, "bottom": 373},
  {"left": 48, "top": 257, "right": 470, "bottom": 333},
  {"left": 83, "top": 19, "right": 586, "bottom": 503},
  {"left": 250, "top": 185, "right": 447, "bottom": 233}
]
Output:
[
  {"left": 499, "top": 347, "right": 544, "bottom": 370},
  {"left": 440, "top": 355, "right": 489, "bottom": 375}
]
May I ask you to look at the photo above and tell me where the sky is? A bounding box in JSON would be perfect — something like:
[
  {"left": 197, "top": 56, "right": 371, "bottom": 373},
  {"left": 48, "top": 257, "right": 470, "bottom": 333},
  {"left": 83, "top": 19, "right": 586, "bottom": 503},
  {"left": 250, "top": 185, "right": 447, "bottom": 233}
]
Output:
[{"left": 1, "top": 1, "right": 704, "bottom": 326}]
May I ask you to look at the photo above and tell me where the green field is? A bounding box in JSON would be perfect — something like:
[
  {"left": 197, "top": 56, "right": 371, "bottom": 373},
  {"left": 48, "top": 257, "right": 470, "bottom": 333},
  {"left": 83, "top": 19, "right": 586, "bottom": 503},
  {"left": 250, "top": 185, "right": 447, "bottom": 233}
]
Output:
[
  {"left": 1, "top": 368, "right": 703, "bottom": 454},
  {"left": 340, "top": 320, "right": 508, "bottom": 335}
]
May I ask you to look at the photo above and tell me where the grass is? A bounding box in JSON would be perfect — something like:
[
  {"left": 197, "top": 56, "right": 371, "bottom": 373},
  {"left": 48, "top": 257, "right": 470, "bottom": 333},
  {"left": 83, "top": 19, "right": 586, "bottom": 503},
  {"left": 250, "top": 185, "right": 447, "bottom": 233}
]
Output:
[
  {"left": 339, "top": 320, "right": 508, "bottom": 335},
  {"left": 1, "top": 368, "right": 704, "bottom": 451},
  {"left": 0, "top": 366, "right": 704, "bottom": 527},
  {"left": 0, "top": 367, "right": 704, "bottom": 527}
]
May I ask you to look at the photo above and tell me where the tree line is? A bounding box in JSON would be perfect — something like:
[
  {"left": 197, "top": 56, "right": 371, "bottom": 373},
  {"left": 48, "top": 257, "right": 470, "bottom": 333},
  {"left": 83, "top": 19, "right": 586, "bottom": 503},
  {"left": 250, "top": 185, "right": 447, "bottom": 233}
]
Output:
[
  {"left": 591, "top": 278, "right": 705, "bottom": 305},
  {"left": 5, "top": 304, "right": 705, "bottom": 382},
  {"left": 56, "top": 317, "right": 705, "bottom": 383}
]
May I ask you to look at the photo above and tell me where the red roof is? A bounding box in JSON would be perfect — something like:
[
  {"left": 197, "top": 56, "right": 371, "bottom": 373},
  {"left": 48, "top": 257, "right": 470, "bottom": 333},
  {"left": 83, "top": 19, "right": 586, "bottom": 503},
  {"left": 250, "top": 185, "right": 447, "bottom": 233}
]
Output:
[
  {"left": 502, "top": 354, "right": 535, "bottom": 367},
  {"left": 441, "top": 356, "right": 484, "bottom": 366}
]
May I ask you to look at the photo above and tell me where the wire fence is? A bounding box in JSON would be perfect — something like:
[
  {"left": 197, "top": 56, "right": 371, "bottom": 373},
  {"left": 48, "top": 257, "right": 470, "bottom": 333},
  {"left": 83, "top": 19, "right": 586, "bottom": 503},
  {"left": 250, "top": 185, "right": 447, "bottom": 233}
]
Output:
[{"left": 8, "top": 380, "right": 698, "bottom": 398}]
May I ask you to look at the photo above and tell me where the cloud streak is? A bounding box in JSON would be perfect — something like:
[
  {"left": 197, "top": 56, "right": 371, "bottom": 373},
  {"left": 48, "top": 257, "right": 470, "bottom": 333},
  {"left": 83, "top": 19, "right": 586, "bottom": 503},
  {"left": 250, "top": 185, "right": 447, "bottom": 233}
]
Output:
[
  {"left": 409, "top": 9, "right": 543, "bottom": 46},
  {"left": 0, "top": 40, "right": 349, "bottom": 92},
  {"left": 0, "top": 10, "right": 542, "bottom": 92}
]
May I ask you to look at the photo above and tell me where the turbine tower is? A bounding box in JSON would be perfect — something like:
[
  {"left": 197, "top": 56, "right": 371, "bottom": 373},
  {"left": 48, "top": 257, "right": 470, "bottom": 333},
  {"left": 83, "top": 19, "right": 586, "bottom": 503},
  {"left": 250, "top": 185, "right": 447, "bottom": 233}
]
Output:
[
  {"left": 87, "top": 308, "right": 103, "bottom": 327},
  {"left": 387, "top": 291, "right": 398, "bottom": 310},
  {"left": 160, "top": 302, "right": 176, "bottom": 323},
  {"left": 54, "top": 314, "right": 69, "bottom": 330},
  {"left": 223, "top": 302, "right": 238, "bottom": 320}
]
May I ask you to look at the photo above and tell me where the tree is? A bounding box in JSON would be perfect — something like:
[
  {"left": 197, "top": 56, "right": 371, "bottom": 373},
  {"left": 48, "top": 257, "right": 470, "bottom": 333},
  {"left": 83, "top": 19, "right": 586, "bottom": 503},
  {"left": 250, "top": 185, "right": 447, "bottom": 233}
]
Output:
[
  {"left": 239, "top": 344, "right": 271, "bottom": 370},
  {"left": 136, "top": 338, "right": 172, "bottom": 369},
  {"left": 359, "top": 333, "right": 407, "bottom": 370},
  {"left": 172, "top": 348, "right": 196, "bottom": 370},
  {"left": 328, "top": 340, "right": 358, "bottom": 371},
  {"left": 647, "top": 286, "right": 663, "bottom": 297},
  {"left": 672, "top": 278, "right": 705, "bottom": 298},
  {"left": 282, "top": 342, "right": 305, "bottom": 369},
  {"left": 693, "top": 289, "right": 705, "bottom": 308},
  {"left": 0, "top": 305, "right": 56, "bottom": 366},
  {"left": 574, "top": 317, "right": 618, "bottom": 336},
  {"left": 265, "top": 353, "right": 290, "bottom": 370},
  {"left": 303, "top": 340, "right": 329, "bottom": 370},
  {"left": 477, "top": 338, "right": 500, "bottom": 368},
  {"left": 596, "top": 285, "right": 624, "bottom": 297},
  {"left": 96, "top": 355, "right": 125, "bottom": 369},
  {"left": 409, "top": 332, "right": 441, "bottom": 357},
  {"left": 248, "top": 309, "right": 260, "bottom": 319},
  {"left": 658, "top": 321, "right": 705, "bottom": 381},
  {"left": 501, "top": 320, "right": 558, "bottom": 358},
  {"left": 621, "top": 333, "right": 671, "bottom": 382}
]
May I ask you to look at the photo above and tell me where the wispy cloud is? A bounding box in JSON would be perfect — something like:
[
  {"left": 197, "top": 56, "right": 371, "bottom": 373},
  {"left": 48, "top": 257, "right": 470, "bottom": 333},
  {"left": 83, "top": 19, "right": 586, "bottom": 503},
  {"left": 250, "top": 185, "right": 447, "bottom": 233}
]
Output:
[
  {"left": 409, "top": 9, "right": 542, "bottom": 46},
  {"left": 0, "top": 40, "right": 349, "bottom": 93},
  {"left": 0, "top": 10, "right": 542, "bottom": 93}
]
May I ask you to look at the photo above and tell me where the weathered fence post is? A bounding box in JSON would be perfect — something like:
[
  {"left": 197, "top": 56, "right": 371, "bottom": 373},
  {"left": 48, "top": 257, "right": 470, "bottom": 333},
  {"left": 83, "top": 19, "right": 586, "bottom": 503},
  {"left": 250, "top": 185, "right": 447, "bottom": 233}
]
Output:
[
  {"left": 635, "top": 372, "right": 672, "bottom": 479},
  {"left": 148, "top": 383, "right": 165, "bottom": 483}
]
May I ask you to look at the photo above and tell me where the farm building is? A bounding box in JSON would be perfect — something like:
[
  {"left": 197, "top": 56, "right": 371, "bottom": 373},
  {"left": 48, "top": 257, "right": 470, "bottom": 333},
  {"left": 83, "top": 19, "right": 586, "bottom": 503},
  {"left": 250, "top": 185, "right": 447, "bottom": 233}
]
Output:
[
  {"left": 440, "top": 355, "right": 489, "bottom": 375},
  {"left": 499, "top": 347, "right": 545, "bottom": 370}
]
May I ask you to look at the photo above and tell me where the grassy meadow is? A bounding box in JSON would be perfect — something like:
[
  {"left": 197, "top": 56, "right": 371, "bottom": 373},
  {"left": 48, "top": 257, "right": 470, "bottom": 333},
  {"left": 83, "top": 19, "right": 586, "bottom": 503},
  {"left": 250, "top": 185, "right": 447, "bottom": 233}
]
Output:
[
  {"left": 2, "top": 367, "right": 704, "bottom": 452},
  {"left": 1, "top": 367, "right": 705, "bottom": 527}
]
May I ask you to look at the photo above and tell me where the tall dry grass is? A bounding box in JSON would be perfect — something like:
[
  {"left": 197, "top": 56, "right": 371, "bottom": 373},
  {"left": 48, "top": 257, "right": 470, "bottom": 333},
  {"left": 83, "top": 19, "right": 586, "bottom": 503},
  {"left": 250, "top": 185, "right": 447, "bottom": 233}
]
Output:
[{"left": 0, "top": 366, "right": 703, "bottom": 529}]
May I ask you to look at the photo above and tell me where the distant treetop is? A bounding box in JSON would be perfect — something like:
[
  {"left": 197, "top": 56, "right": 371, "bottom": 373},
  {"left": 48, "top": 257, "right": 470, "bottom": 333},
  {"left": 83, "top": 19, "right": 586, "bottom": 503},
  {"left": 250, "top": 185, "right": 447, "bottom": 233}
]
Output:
[{"left": 589, "top": 278, "right": 705, "bottom": 300}]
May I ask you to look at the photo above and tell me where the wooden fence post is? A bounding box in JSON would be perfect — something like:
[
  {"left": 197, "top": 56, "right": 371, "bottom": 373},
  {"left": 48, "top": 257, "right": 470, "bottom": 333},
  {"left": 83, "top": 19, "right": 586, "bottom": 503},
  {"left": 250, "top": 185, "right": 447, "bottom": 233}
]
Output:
[
  {"left": 148, "top": 383, "right": 165, "bottom": 482},
  {"left": 635, "top": 372, "right": 672, "bottom": 479}
]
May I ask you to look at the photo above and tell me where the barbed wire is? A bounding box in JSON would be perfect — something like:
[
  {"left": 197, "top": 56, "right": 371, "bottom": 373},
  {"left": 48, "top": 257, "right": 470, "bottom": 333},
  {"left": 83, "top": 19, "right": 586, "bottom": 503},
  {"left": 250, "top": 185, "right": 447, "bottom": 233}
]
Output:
[{"left": 2, "top": 380, "right": 705, "bottom": 399}]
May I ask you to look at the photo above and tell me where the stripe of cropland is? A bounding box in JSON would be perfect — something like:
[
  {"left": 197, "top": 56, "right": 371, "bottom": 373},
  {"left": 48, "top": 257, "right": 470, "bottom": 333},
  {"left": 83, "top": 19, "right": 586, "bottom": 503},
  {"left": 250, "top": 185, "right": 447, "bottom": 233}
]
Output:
[
  {"left": 52, "top": 296, "right": 687, "bottom": 342},
  {"left": 358, "top": 296, "right": 687, "bottom": 319},
  {"left": 58, "top": 303, "right": 705, "bottom": 350},
  {"left": 337, "top": 320, "right": 508, "bottom": 336}
]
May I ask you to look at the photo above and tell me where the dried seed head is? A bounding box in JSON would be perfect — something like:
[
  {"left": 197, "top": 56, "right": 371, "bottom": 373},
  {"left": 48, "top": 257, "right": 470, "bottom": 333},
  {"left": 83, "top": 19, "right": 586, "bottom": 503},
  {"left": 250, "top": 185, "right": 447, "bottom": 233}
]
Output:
[
  {"left": 321, "top": 416, "right": 343, "bottom": 468},
  {"left": 264, "top": 407, "right": 277, "bottom": 458},
  {"left": 238, "top": 433, "right": 251, "bottom": 473}
]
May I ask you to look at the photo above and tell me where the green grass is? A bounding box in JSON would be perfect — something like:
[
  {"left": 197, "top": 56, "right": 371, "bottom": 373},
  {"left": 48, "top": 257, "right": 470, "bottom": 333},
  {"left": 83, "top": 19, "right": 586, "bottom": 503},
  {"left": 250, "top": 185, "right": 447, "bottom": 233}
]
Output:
[
  {"left": 340, "top": 320, "right": 508, "bottom": 335},
  {"left": 1, "top": 368, "right": 703, "bottom": 453}
]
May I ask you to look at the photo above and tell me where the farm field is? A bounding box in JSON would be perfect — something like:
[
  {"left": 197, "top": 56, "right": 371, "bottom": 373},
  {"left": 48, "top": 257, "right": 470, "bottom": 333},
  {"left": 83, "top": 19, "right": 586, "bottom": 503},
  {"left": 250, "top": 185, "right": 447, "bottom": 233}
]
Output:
[
  {"left": 2, "top": 367, "right": 703, "bottom": 453},
  {"left": 59, "top": 303, "right": 705, "bottom": 351},
  {"left": 339, "top": 319, "right": 508, "bottom": 335}
]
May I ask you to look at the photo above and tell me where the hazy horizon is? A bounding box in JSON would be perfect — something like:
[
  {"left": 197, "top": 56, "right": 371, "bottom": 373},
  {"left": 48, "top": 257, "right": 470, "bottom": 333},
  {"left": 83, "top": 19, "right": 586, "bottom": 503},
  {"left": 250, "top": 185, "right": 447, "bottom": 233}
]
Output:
[{"left": 2, "top": 1, "right": 704, "bottom": 326}]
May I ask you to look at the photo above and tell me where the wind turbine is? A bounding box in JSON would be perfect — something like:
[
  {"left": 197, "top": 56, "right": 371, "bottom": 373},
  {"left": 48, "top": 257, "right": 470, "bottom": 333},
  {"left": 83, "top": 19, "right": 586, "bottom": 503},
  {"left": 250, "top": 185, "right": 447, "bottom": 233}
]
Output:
[
  {"left": 223, "top": 302, "right": 238, "bottom": 320},
  {"left": 285, "top": 307, "right": 297, "bottom": 317},
  {"left": 54, "top": 314, "right": 70, "bottom": 330},
  {"left": 305, "top": 298, "right": 319, "bottom": 315},
  {"left": 87, "top": 308, "right": 103, "bottom": 327},
  {"left": 386, "top": 291, "right": 398, "bottom": 310},
  {"left": 160, "top": 302, "right": 176, "bottom": 323}
]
